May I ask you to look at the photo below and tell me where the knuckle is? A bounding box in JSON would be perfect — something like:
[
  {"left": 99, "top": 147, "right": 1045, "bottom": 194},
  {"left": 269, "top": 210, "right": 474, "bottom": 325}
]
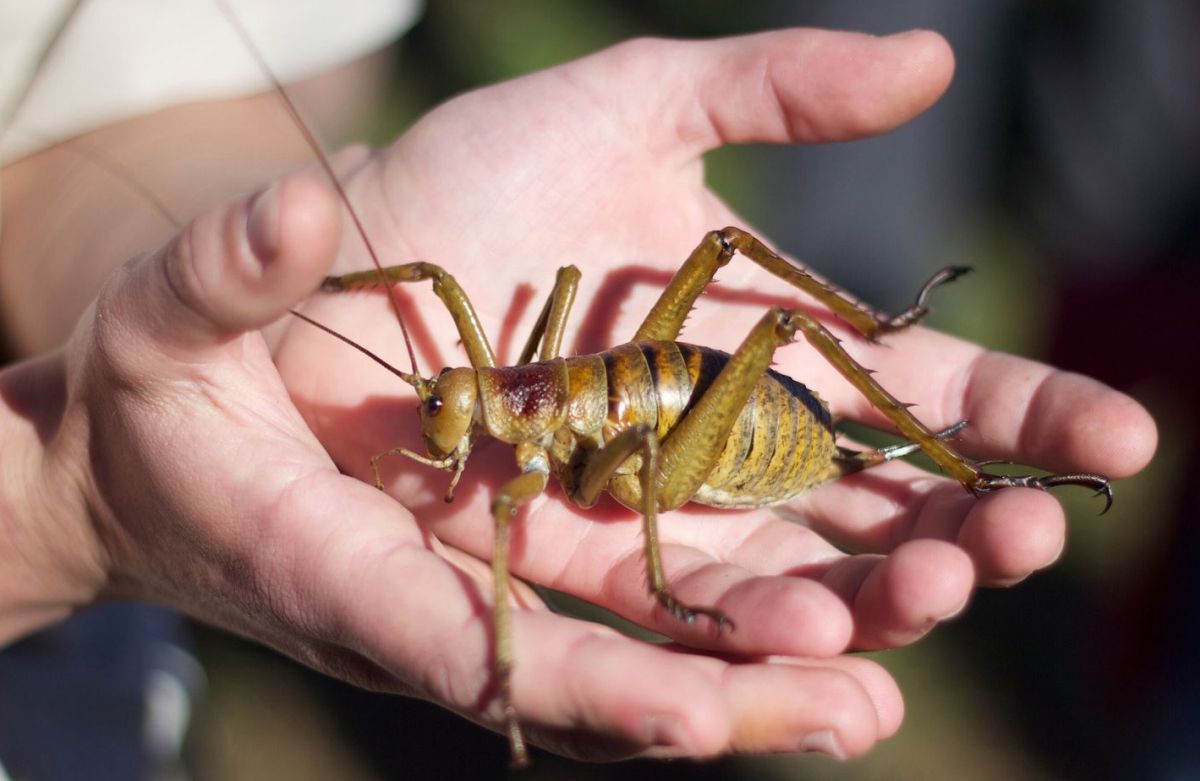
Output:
[
  {"left": 606, "top": 35, "right": 672, "bottom": 68},
  {"left": 87, "top": 253, "right": 160, "bottom": 382}
]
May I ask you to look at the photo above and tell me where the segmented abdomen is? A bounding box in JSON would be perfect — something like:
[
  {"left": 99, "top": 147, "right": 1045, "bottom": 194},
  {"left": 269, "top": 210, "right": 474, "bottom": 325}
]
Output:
[{"left": 558, "top": 341, "right": 839, "bottom": 508}]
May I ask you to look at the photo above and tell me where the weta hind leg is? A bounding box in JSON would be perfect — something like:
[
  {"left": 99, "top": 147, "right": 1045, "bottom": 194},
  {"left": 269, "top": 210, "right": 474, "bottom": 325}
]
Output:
[
  {"left": 788, "top": 310, "right": 1113, "bottom": 509},
  {"left": 571, "top": 307, "right": 833, "bottom": 630}
]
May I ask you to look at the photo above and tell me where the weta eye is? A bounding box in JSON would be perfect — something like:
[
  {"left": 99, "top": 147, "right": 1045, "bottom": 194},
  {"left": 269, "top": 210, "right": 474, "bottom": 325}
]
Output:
[{"left": 424, "top": 395, "right": 444, "bottom": 416}]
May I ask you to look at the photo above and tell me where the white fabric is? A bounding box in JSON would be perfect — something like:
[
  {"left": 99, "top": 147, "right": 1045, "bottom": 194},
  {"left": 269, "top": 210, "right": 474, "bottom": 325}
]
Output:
[{"left": 0, "top": 0, "right": 422, "bottom": 163}]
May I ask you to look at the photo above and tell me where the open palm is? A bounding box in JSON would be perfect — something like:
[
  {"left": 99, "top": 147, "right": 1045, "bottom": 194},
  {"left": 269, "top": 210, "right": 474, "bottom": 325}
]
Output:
[
  {"left": 253, "top": 29, "right": 1155, "bottom": 758},
  {"left": 47, "top": 26, "right": 1153, "bottom": 763}
]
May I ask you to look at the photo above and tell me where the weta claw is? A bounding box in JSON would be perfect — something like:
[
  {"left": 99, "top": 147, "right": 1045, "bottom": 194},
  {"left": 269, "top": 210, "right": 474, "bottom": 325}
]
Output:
[
  {"left": 918, "top": 265, "right": 974, "bottom": 300},
  {"left": 971, "top": 471, "right": 1114, "bottom": 515},
  {"left": 972, "top": 458, "right": 1015, "bottom": 468},
  {"left": 1040, "top": 474, "right": 1115, "bottom": 515},
  {"left": 878, "top": 265, "right": 974, "bottom": 335},
  {"left": 657, "top": 593, "right": 735, "bottom": 633}
]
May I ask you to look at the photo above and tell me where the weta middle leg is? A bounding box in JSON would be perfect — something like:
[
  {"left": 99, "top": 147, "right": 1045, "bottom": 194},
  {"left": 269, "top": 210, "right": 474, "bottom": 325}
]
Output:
[
  {"left": 516, "top": 265, "right": 581, "bottom": 364},
  {"left": 569, "top": 425, "right": 730, "bottom": 628},
  {"left": 834, "top": 421, "right": 969, "bottom": 477}
]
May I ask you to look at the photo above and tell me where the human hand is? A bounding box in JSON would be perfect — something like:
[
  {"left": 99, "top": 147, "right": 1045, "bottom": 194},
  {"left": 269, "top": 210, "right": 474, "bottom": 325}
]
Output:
[
  {"left": 0, "top": 167, "right": 898, "bottom": 762},
  {"left": 5, "top": 28, "right": 1156, "bottom": 765},
  {"left": 278, "top": 28, "right": 1154, "bottom": 666}
]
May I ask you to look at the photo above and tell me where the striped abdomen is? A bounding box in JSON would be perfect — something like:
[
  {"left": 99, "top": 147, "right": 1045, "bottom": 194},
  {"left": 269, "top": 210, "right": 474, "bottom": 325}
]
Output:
[{"left": 551, "top": 341, "right": 840, "bottom": 509}]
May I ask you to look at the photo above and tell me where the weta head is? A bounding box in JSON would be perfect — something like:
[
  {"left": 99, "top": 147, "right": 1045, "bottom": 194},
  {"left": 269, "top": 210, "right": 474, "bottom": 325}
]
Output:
[
  {"left": 289, "top": 309, "right": 478, "bottom": 501},
  {"left": 418, "top": 367, "right": 478, "bottom": 461}
]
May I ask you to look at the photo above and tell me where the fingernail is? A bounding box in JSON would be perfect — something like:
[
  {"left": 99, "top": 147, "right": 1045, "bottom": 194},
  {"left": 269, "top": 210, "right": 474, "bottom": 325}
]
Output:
[
  {"left": 646, "top": 714, "right": 694, "bottom": 754},
  {"left": 800, "top": 729, "right": 846, "bottom": 759},
  {"left": 943, "top": 593, "right": 971, "bottom": 621},
  {"left": 246, "top": 182, "right": 282, "bottom": 267},
  {"left": 1048, "top": 528, "right": 1068, "bottom": 566},
  {"left": 883, "top": 29, "right": 928, "bottom": 42}
]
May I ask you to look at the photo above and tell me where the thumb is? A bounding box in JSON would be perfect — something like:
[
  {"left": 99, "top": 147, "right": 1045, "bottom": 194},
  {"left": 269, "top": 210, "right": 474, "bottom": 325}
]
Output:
[
  {"left": 592, "top": 28, "right": 954, "bottom": 157},
  {"left": 99, "top": 170, "right": 341, "bottom": 363}
]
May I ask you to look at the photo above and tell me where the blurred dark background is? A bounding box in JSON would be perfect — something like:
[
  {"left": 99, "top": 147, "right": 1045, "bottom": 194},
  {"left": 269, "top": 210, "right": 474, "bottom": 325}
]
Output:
[{"left": 7, "top": 1, "right": 1198, "bottom": 779}]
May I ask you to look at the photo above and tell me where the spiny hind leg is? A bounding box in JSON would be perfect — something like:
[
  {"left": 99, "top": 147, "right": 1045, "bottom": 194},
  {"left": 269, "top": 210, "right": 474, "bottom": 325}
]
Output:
[
  {"left": 789, "top": 309, "right": 1113, "bottom": 507},
  {"left": 653, "top": 308, "right": 814, "bottom": 509},
  {"left": 635, "top": 227, "right": 969, "bottom": 343},
  {"left": 594, "top": 308, "right": 823, "bottom": 621},
  {"left": 568, "top": 425, "right": 730, "bottom": 630}
]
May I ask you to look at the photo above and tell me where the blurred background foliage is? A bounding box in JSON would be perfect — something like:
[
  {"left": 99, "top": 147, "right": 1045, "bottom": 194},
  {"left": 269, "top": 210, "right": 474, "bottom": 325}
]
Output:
[{"left": 185, "top": 1, "right": 1197, "bottom": 779}]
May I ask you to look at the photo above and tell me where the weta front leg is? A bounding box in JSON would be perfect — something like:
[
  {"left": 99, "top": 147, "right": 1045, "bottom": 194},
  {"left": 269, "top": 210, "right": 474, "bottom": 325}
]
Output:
[
  {"left": 489, "top": 450, "right": 550, "bottom": 768},
  {"left": 323, "top": 262, "right": 498, "bottom": 369}
]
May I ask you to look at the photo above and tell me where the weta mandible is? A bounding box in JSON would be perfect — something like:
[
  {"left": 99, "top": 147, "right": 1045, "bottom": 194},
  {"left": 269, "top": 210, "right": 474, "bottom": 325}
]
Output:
[{"left": 297, "top": 225, "right": 1113, "bottom": 766}]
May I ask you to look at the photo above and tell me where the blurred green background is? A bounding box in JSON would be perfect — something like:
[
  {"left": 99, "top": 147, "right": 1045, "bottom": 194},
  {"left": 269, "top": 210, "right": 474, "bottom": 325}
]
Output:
[{"left": 182, "top": 1, "right": 1194, "bottom": 780}]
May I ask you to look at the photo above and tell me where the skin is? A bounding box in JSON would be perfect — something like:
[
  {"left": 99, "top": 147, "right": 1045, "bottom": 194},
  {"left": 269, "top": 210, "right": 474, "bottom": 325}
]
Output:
[{"left": 0, "top": 29, "right": 1156, "bottom": 761}]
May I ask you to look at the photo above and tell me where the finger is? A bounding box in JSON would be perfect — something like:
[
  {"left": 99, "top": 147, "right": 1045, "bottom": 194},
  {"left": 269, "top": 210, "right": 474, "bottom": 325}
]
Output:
[
  {"left": 783, "top": 457, "right": 1068, "bottom": 585},
  {"left": 817, "top": 654, "right": 905, "bottom": 740},
  {"left": 591, "top": 28, "right": 954, "bottom": 157},
  {"left": 732, "top": 654, "right": 904, "bottom": 744},
  {"left": 419, "top": 465, "right": 1022, "bottom": 651},
  {"left": 809, "top": 328, "right": 1157, "bottom": 480},
  {"left": 530, "top": 501, "right": 963, "bottom": 657},
  {"left": 952, "top": 486, "right": 1067, "bottom": 585},
  {"left": 393, "top": 470, "right": 859, "bottom": 658},
  {"left": 97, "top": 170, "right": 341, "bottom": 365},
  {"left": 600, "top": 545, "right": 855, "bottom": 657},
  {"left": 510, "top": 616, "right": 889, "bottom": 761},
  {"left": 712, "top": 659, "right": 882, "bottom": 758},
  {"left": 500, "top": 499, "right": 856, "bottom": 658},
  {"left": 815, "top": 539, "right": 974, "bottom": 649},
  {"left": 288, "top": 479, "right": 891, "bottom": 761},
  {"left": 953, "top": 352, "right": 1156, "bottom": 479},
  {"left": 676, "top": 465, "right": 1061, "bottom": 593}
]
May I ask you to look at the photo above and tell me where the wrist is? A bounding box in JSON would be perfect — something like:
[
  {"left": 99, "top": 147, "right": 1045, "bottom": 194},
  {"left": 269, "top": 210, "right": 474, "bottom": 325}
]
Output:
[{"left": 0, "top": 351, "right": 109, "bottom": 644}]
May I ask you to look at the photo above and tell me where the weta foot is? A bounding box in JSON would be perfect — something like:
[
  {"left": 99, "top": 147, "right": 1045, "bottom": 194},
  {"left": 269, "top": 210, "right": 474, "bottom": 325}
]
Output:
[
  {"left": 971, "top": 470, "right": 1114, "bottom": 515},
  {"left": 877, "top": 266, "right": 974, "bottom": 336},
  {"left": 655, "top": 591, "right": 735, "bottom": 633}
]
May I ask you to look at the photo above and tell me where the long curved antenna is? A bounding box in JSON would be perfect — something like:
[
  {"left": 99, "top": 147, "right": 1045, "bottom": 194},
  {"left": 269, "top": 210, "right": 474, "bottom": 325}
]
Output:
[
  {"left": 213, "top": 0, "right": 421, "bottom": 380},
  {"left": 289, "top": 309, "right": 423, "bottom": 390},
  {"left": 62, "top": 135, "right": 182, "bottom": 229}
]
